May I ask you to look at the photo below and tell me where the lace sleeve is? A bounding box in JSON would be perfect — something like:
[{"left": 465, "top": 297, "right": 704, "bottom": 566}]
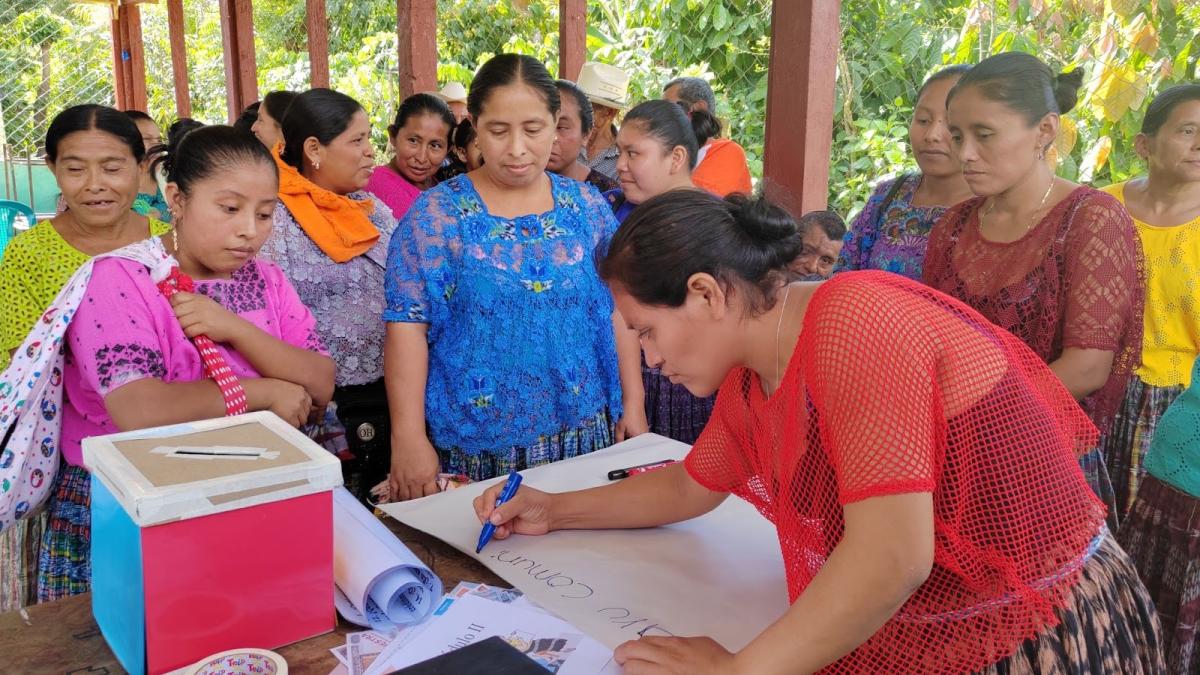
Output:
[
  {"left": 576, "top": 180, "right": 621, "bottom": 245},
  {"left": 382, "top": 190, "right": 457, "bottom": 325},
  {"left": 920, "top": 199, "right": 972, "bottom": 288},
  {"left": 1061, "top": 192, "right": 1143, "bottom": 353},
  {"left": 259, "top": 203, "right": 293, "bottom": 266}
]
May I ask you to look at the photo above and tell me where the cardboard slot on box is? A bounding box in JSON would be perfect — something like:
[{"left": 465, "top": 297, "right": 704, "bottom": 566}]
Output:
[{"left": 83, "top": 411, "right": 343, "bottom": 675}]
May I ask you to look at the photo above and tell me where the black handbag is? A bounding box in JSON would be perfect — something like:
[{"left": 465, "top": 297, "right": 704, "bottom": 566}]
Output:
[{"left": 333, "top": 379, "right": 391, "bottom": 501}]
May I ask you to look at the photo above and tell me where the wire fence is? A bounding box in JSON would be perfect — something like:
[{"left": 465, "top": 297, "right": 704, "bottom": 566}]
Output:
[
  {"left": 0, "top": 0, "right": 115, "bottom": 212},
  {"left": 0, "top": 0, "right": 115, "bottom": 154},
  {"left": 141, "top": 0, "right": 229, "bottom": 127}
]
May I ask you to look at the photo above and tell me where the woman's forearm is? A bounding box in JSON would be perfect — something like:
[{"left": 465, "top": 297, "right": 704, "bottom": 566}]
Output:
[
  {"left": 384, "top": 322, "right": 431, "bottom": 437},
  {"left": 105, "top": 378, "right": 228, "bottom": 431},
  {"left": 549, "top": 462, "right": 727, "bottom": 531},
  {"left": 733, "top": 493, "right": 935, "bottom": 675},
  {"left": 226, "top": 321, "right": 335, "bottom": 406},
  {"left": 1048, "top": 347, "right": 1114, "bottom": 400},
  {"left": 612, "top": 310, "right": 645, "bottom": 409}
]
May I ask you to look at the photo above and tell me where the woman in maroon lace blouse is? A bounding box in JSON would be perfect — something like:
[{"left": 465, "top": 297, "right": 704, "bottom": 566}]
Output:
[{"left": 923, "top": 52, "right": 1144, "bottom": 529}]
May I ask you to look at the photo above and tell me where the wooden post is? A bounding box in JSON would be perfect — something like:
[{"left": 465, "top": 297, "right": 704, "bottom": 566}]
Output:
[
  {"left": 119, "top": 9, "right": 134, "bottom": 108},
  {"left": 558, "top": 0, "right": 586, "bottom": 81},
  {"left": 762, "top": 0, "right": 840, "bottom": 215},
  {"left": 110, "top": 6, "right": 127, "bottom": 109},
  {"left": 306, "top": 0, "right": 330, "bottom": 88},
  {"left": 123, "top": 3, "right": 149, "bottom": 112},
  {"left": 397, "top": 0, "right": 437, "bottom": 98},
  {"left": 167, "top": 0, "right": 192, "bottom": 118},
  {"left": 219, "top": 0, "right": 259, "bottom": 122}
]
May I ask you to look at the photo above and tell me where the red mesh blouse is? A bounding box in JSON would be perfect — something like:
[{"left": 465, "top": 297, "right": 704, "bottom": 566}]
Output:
[
  {"left": 921, "top": 187, "right": 1144, "bottom": 435},
  {"left": 685, "top": 272, "right": 1106, "bottom": 674}
]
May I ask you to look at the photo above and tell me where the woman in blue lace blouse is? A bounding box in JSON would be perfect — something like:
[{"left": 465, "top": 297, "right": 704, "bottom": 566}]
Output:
[{"left": 383, "top": 54, "right": 647, "bottom": 500}]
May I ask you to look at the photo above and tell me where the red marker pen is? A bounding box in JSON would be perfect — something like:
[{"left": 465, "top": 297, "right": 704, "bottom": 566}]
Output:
[{"left": 607, "top": 459, "right": 677, "bottom": 480}]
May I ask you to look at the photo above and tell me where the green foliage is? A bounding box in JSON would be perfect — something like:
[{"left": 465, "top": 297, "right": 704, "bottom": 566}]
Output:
[
  {"left": 585, "top": 0, "right": 771, "bottom": 176},
  {"left": 438, "top": 0, "right": 771, "bottom": 175},
  {"left": 0, "top": 1, "right": 113, "bottom": 152},
  {"left": 7, "top": 0, "right": 1200, "bottom": 225},
  {"left": 835, "top": 0, "right": 1200, "bottom": 218}
]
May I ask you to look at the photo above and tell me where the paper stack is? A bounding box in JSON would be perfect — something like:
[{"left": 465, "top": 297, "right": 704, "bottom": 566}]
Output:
[{"left": 328, "top": 582, "right": 619, "bottom": 675}]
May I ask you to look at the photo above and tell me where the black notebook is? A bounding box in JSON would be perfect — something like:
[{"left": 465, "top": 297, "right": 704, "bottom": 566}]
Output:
[{"left": 385, "top": 635, "right": 549, "bottom": 674}]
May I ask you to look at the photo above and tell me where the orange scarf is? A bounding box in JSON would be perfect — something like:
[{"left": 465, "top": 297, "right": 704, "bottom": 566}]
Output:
[{"left": 273, "top": 148, "right": 379, "bottom": 263}]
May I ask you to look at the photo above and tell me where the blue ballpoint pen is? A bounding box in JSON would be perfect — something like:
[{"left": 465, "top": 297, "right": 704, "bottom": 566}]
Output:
[{"left": 476, "top": 470, "right": 523, "bottom": 553}]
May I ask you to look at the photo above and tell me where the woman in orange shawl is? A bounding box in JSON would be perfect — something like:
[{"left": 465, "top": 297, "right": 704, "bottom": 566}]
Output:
[{"left": 259, "top": 88, "right": 398, "bottom": 499}]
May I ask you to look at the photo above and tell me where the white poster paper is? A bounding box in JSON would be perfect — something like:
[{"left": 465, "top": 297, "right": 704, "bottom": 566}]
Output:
[{"left": 378, "top": 434, "right": 789, "bottom": 651}]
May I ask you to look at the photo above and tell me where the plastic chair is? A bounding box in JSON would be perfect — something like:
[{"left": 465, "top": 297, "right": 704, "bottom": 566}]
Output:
[{"left": 0, "top": 199, "right": 35, "bottom": 261}]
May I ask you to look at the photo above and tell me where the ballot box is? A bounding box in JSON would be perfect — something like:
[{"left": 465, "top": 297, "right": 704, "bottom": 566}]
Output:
[{"left": 83, "top": 412, "right": 343, "bottom": 675}]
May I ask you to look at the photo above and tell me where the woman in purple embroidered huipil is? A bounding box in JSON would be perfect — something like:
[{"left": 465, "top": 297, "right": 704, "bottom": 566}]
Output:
[{"left": 836, "top": 66, "right": 975, "bottom": 280}]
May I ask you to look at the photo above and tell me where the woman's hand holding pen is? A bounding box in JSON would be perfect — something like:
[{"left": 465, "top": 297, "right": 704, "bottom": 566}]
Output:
[{"left": 473, "top": 483, "right": 556, "bottom": 540}]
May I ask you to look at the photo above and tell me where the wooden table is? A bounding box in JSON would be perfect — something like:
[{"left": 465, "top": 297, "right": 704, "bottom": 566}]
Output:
[{"left": 0, "top": 517, "right": 505, "bottom": 675}]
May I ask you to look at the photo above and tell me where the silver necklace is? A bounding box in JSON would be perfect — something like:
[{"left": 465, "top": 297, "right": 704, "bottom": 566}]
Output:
[
  {"left": 774, "top": 283, "right": 792, "bottom": 392},
  {"left": 981, "top": 177, "right": 1055, "bottom": 237}
]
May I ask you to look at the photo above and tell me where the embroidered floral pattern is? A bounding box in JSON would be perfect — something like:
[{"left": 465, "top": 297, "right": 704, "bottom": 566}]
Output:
[{"left": 835, "top": 175, "right": 948, "bottom": 280}]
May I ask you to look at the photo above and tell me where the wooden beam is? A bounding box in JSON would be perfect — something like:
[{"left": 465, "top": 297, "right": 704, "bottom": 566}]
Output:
[
  {"left": 123, "top": 3, "right": 148, "bottom": 112},
  {"left": 167, "top": 0, "right": 191, "bottom": 117},
  {"left": 397, "top": 0, "right": 437, "bottom": 99},
  {"left": 558, "top": 0, "right": 586, "bottom": 81},
  {"left": 116, "top": 5, "right": 138, "bottom": 110},
  {"left": 762, "top": 0, "right": 840, "bottom": 215},
  {"left": 306, "top": 0, "right": 330, "bottom": 88},
  {"left": 218, "top": 0, "right": 259, "bottom": 121},
  {"left": 110, "top": 5, "right": 127, "bottom": 109}
]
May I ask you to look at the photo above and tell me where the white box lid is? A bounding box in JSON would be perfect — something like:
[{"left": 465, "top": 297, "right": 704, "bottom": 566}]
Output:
[{"left": 83, "top": 411, "right": 343, "bottom": 527}]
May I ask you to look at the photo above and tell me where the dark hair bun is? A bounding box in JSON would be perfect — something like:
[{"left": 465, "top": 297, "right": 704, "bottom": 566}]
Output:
[
  {"left": 725, "top": 193, "right": 797, "bottom": 246},
  {"left": 161, "top": 125, "right": 276, "bottom": 196},
  {"left": 451, "top": 118, "right": 476, "bottom": 149},
  {"left": 598, "top": 189, "right": 801, "bottom": 314},
  {"left": 1053, "top": 69, "right": 1084, "bottom": 115},
  {"left": 690, "top": 108, "right": 722, "bottom": 147}
]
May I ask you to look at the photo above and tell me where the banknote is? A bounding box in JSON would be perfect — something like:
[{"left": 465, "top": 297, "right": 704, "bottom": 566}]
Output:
[{"left": 346, "top": 629, "right": 396, "bottom": 675}]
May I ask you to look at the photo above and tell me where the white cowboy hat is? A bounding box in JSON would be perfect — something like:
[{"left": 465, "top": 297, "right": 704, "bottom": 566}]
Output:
[
  {"left": 433, "top": 81, "right": 468, "bottom": 104},
  {"left": 576, "top": 62, "right": 630, "bottom": 110}
]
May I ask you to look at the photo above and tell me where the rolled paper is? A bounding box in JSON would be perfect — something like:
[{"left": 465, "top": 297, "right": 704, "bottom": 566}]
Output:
[{"left": 332, "top": 487, "right": 443, "bottom": 630}]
